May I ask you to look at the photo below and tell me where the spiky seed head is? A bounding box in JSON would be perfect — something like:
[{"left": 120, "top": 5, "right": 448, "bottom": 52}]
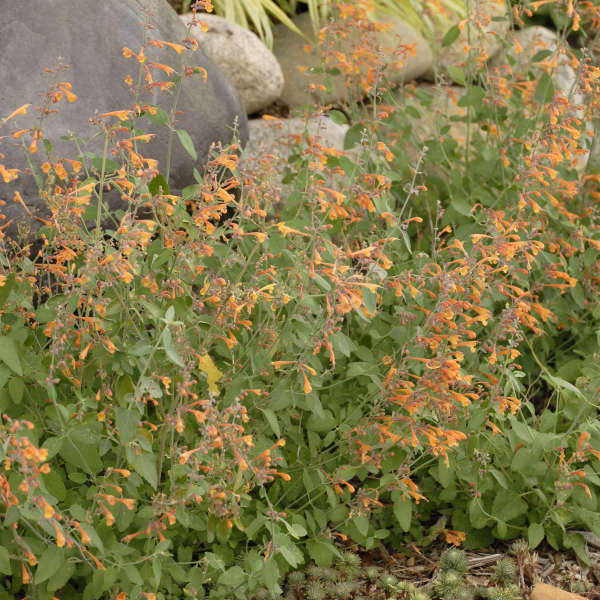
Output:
[
  {"left": 287, "top": 571, "right": 306, "bottom": 585},
  {"left": 509, "top": 539, "right": 529, "bottom": 556},
  {"left": 487, "top": 587, "right": 518, "bottom": 600},
  {"left": 493, "top": 558, "right": 517, "bottom": 585},
  {"left": 434, "top": 570, "right": 463, "bottom": 600},
  {"left": 337, "top": 551, "right": 362, "bottom": 576},
  {"left": 380, "top": 573, "right": 399, "bottom": 589},
  {"left": 362, "top": 566, "right": 380, "bottom": 581},
  {"left": 439, "top": 548, "right": 468, "bottom": 576},
  {"left": 396, "top": 581, "right": 416, "bottom": 593},
  {"left": 456, "top": 588, "right": 475, "bottom": 600},
  {"left": 308, "top": 566, "right": 337, "bottom": 581},
  {"left": 306, "top": 580, "right": 327, "bottom": 600},
  {"left": 440, "top": 571, "right": 461, "bottom": 586},
  {"left": 307, "top": 565, "right": 322, "bottom": 579},
  {"left": 332, "top": 580, "right": 359, "bottom": 598}
]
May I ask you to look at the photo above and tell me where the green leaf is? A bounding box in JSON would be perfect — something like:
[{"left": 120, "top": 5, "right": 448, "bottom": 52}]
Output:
[
  {"left": 0, "top": 547, "right": 11, "bottom": 575},
  {"left": 328, "top": 109, "right": 348, "bottom": 125},
  {"left": 492, "top": 492, "right": 528, "bottom": 523},
  {"left": 260, "top": 408, "right": 280, "bottom": 438},
  {"left": 330, "top": 332, "right": 353, "bottom": 357},
  {"left": 279, "top": 544, "right": 303, "bottom": 568},
  {"left": 90, "top": 157, "right": 120, "bottom": 173},
  {"left": 129, "top": 451, "right": 158, "bottom": 489},
  {"left": 458, "top": 86, "right": 485, "bottom": 109},
  {"left": 528, "top": 523, "right": 544, "bottom": 549},
  {"left": 115, "top": 408, "right": 139, "bottom": 444},
  {"left": 177, "top": 129, "right": 197, "bottom": 161},
  {"left": 442, "top": 24, "right": 461, "bottom": 47},
  {"left": 564, "top": 532, "right": 590, "bottom": 566},
  {"left": 547, "top": 375, "right": 584, "bottom": 399},
  {"left": 8, "top": 377, "right": 24, "bottom": 404},
  {"left": 35, "top": 547, "right": 63, "bottom": 584},
  {"left": 393, "top": 498, "right": 412, "bottom": 532},
  {"left": 438, "top": 456, "right": 454, "bottom": 488},
  {"left": 446, "top": 65, "right": 466, "bottom": 86},
  {"left": 469, "top": 497, "right": 490, "bottom": 529},
  {"left": 261, "top": 558, "right": 281, "bottom": 597},
  {"left": 0, "top": 337, "right": 22, "bottom": 375},
  {"left": 307, "top": 539, "right": 338, "bottom": 567},
  {"left": 534, "top": 72, "right": 555, "bottom": 105},
  {"left": 344, "top": 123, "right": 367, "bottom": 150},
  {"left": 43, "top": 470, "right": 67, "bottom": 501},
  {"left": 47, "top": 560, "right": 75, "bottom": 591},
  {"left": 59, "top": 432, "right": 103, "bottom": 474},
  {"left": 353, "top": 515, "right": 369, "bottom": 537},
  {"left": 148, "top": 173, "right": 169, "bottom": 196},
  {"left": 145, "top": 107, "right": 170, "bottom": 127},
  {"left": 0, "top": 274, "right": 15, "bottom": 308},
  {"left": 451, "top": 195, "right": 473, "bottom": 216}
]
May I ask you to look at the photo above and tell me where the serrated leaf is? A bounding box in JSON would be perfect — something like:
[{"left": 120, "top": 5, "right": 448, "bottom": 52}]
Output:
[
  {"left": 279, "top": 544, "right": 303, "bottom": 567},
  {"left": 260, "top": 408, "right": 280, "bottom": 438},
  {"left": 177, "top": 129, "right": 197, "bottom": 161},
  {"left": 130, "top": 451, "right": 158, "bottom": 489},
  {"left": 307, "top": 539, "right": 338, "bottom": 567},
  {"left": 492, "top": 492, "right": 527, "bottom": 522}
]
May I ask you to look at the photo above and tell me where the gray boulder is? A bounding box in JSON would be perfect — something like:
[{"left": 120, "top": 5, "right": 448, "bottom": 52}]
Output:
[
  {"left": 180, "top": 12, "right": 284, "bottom": 115},
  {"left": 0, "top": 0, "right": 248, "bottom": 240},
  {"left": 272, "top": 12, "right": 433, "bottom": 109}
]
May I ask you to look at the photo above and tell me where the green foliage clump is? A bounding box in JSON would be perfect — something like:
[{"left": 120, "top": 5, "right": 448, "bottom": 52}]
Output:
[{"left": 0, "top": 0, "right": 598, "bottom": 598}]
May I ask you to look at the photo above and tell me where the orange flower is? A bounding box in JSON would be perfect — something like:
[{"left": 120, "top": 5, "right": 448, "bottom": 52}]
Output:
[{"left": 2, "top": 103, "right": 30, "bottom": 124}]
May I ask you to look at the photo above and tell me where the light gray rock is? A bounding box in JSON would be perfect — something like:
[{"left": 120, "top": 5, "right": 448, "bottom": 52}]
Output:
[
  {"left": 0, "top": 0, "right": 248, "bottom": 240},
  {"left": 272, "top": 12, "right": 433, "bottom": 109},
  {"left": 491, "top": 26, "right": 580, "bottom": 100},
  {"left": 430, "top": 0, "right": 509, "bottom": 78},
  {"left": 239, "top": 115, "right": 356, "bottom": 206},
  {"left": 180, "top": 12, "right": 284, "bottom": 115},
  {"left": 490, "top": 26, "right": 589, "bottom": 171}
]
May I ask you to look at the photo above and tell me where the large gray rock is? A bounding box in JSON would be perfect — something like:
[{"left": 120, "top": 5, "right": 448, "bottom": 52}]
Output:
[
  {"left": 180, "top": 12, "right": 284, "bottom": 115},
  {"left": 272, "top": 12, "right": 433, "bottom": 109},
  {"left": 0, "top": 0, "right": 248, "bottom": 240}
]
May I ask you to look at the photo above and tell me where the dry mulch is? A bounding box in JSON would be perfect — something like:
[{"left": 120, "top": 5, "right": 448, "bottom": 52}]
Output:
[{"left": 354, "top": 538, "right": 600, "bottom": 599}]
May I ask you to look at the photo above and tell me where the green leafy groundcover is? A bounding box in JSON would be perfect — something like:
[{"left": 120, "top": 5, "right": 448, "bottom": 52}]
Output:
[{"left": 0, "top": 1, "right": 599, "bottom": 599}]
